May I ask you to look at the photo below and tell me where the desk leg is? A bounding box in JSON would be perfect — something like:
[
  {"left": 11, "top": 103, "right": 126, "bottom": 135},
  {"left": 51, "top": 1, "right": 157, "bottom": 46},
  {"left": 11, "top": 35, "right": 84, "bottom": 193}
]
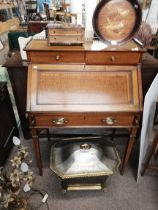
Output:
[
  {"left": 31, "top": 128, "right": 43, "bottom": 176},
  {"left": 120, "top": 127, "right": 138, "bottom": 175}
]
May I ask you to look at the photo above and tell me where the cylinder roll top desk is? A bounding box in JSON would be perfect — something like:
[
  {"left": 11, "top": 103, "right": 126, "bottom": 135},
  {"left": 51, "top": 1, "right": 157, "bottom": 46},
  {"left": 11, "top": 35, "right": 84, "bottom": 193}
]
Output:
[{"left": 25, "top": 39, "right": 144, "bottom": 176}]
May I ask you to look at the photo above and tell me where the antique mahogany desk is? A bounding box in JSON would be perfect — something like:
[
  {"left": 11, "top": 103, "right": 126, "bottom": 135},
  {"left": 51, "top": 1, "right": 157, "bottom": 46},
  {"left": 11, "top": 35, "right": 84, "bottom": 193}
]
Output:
[
  {"left": 4, "top": 51, "right": 158, "bottom": 140},
  {"left": 25, "top": 39, "right": 144, "bottom": 176}
]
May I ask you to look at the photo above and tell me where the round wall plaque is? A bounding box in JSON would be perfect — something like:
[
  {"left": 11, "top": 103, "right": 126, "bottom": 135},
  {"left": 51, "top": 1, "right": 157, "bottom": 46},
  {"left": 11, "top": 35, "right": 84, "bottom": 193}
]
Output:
[{"left": 93, "top": 0, "right": 142, "bottom": 44}]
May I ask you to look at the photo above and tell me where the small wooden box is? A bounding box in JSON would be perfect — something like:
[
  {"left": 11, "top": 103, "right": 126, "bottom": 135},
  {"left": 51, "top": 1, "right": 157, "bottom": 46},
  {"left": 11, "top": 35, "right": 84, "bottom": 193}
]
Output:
[{"left": 47, "top": 23, "right": 85, "bottom": 45}]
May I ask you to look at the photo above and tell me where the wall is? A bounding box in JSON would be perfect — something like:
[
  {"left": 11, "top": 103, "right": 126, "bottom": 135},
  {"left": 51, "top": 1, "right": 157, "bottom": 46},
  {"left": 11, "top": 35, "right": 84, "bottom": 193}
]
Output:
[{"left": 143, "top": 0, "right": 158, "bottom": 33}]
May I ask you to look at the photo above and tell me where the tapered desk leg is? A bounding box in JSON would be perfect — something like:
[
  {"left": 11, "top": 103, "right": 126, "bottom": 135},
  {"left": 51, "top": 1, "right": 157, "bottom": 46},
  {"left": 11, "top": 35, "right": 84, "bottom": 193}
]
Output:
[
  {"left": 120, "top": 127, "right": 138, "bottom": 175},
  {"left": 31, "top": 128, "right": 43, "bottom": 176}
]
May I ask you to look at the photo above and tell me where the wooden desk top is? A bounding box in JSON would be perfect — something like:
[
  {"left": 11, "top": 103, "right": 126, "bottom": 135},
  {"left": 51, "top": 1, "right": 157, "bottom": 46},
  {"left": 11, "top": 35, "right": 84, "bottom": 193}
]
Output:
[{"left": 25, "top": 39, "right": 145, "bottom": 52}]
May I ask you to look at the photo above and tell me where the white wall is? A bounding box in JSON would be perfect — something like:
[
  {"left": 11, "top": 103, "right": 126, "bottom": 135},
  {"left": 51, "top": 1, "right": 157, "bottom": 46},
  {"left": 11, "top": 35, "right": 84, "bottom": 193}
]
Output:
[
  {"left": 143, "top": 0, "right": 158, "bottom": 33},
  {"left": 70, "top": 0, "right": 84, "bottom": 24},
  {"left": 84, "top": 0, "right": 97, "bottom": 41}
]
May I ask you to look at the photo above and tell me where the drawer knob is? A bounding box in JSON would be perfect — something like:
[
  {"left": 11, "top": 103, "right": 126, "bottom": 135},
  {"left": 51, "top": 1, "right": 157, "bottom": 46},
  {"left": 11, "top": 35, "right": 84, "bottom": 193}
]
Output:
[
  {"left": 135, "top": 119, "right": 139, "bottom": 125},
  {"left": 52, "top": 117, "right": 68, "bottom": 125},
  {"left": 102, "top": 117, "right": 117, "bottom": 125},
  {"left": 55, "top": 55, "right": 60, "bottom": 60},
  {"left": 111, "top": 56, "right": 115, "bottom": 61}
]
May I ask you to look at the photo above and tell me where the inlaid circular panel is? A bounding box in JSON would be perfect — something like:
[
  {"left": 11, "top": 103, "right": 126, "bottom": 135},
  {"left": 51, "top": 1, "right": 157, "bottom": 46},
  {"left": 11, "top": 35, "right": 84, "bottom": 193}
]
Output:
[{"left": 93, "top": 0, "right": 142, "bottom": 44}]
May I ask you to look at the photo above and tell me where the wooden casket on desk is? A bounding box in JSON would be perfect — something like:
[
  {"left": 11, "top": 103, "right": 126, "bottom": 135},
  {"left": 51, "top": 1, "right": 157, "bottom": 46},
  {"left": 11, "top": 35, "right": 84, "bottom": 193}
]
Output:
[{"left": 25, "top": 39, "right": 144, "bottom": 176}]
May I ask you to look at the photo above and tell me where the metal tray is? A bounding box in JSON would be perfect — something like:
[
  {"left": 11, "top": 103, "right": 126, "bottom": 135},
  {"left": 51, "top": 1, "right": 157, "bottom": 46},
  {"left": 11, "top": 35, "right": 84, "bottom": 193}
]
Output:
[{"left": 92, "top": 0, "right": 142, "bottom": 45}]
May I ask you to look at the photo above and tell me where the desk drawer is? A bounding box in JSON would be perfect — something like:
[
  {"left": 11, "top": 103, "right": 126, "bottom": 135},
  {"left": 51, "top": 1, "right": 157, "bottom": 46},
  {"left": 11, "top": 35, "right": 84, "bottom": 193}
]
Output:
[
  {"left": 84, "top": 113, "right": 135, "bottom": 126},
  {"left": 86, "top": 52, "right": 141, "bottom": 65},
  {"left": 48, "top": 28, "right": 84, "bottom": 35},
  {"left": 29, "top": 52, "right": 85, "bottom": 63},
  {"left": 33, "top": 113, "right": 84, "bottom": 127},
  {"left": 31, "top": 113, "right": 136, "bottom": 127}
]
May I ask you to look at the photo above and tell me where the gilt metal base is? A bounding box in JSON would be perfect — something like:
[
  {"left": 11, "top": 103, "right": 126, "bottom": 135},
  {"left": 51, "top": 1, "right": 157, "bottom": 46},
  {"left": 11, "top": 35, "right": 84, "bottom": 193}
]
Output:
[{"left": 61, "top": 176, "right": 107, "bottom": 191}]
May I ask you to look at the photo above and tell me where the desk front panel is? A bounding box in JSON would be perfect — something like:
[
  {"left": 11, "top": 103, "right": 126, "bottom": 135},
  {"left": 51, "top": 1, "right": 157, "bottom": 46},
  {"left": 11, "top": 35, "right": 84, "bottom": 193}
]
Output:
[{"left": 27, "top": 64, "right": 140, "bottom": 112}]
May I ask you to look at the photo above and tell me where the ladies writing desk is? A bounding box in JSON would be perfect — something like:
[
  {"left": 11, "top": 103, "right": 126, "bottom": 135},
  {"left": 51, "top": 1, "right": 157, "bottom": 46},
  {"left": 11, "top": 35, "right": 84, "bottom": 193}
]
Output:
[{"left": 25, "top": 39, "right": 144, "bottom": 176}]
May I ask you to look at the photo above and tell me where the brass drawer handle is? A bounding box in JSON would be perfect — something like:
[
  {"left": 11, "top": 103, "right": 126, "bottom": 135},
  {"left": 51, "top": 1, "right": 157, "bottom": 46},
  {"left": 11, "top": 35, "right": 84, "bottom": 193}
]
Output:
[
  {"left": 55, "top": 55, "right": 60, "bottom": 61},
  {"left": 102, "top": 117, "right": 117, "bottom": 125},
  {"left": 80, "top": 143, "right": 91, "bottom": 151},
  {"left": 111, "top": 56, "right": 115, "bottom": 61},
  {"left": 52, "top": 117, "right": 69, "bottom": 125}
]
